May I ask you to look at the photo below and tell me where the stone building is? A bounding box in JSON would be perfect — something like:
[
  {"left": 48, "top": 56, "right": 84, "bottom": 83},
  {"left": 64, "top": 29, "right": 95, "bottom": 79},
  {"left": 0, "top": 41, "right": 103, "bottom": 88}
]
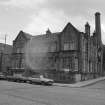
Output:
[
  {"left": 11, "top": 31, "right": 33, "bottom": 74},
  {"left": 11, "top": 12, "right": 103, "bottom": 83}
]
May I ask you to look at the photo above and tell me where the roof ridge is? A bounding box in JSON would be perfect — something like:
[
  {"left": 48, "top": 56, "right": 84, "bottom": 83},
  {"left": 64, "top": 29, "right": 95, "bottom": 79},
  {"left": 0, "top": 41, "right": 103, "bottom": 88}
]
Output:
[{"left": 62, "top": 22, "right": 80, "bottom": 33}]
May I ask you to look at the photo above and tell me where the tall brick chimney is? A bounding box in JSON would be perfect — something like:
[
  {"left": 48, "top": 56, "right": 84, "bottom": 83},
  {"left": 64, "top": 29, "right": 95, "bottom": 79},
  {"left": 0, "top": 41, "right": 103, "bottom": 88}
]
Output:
[
  {"left": 95, "top": 12, "right": 101, "bottom": 44},
  {"left": 95, "top": 12, "right": 103, "bottom": 75}
]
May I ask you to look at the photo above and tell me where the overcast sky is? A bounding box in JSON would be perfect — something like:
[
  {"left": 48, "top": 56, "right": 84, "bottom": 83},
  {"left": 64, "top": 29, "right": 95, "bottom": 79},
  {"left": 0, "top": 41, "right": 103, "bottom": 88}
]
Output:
[{"left": 0, "top": 0, "right": 105, "bottom": 45}]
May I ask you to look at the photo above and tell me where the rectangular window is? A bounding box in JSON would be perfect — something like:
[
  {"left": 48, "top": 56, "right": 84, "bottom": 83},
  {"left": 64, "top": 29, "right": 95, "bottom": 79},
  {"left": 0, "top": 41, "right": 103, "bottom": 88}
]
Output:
[
  {"left": 50, "top": 43, "right": 57, "bottom": 52},
  {"left": 15, "top": 60, "right": 19, "bottom": 68},
  {"left": 64, "top": 41, "right": 76, "bottom": 50},
  {"left": 69, "top": 41, "right": 75, "bottom": 50},
  {"left": 74, "top": 58, "right": 78, "bottom": 71},
  {"left": 64, "top": 43, "right": 69, "bottom": 50},
  {"left": 63, "top": 57, "right": 73, "bottom": 71},
  {"left": 21, "top": 59, "right": 25, "bottom": 68},
  {"left": 17, "top": 48, "right": 21, "bottom": 53}
]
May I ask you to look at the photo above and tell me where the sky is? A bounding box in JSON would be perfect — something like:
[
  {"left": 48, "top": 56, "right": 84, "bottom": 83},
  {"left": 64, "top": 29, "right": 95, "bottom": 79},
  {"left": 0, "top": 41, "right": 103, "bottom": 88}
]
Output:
[{"left": 0, "top": 0, "right": 105, "bottom": 45}]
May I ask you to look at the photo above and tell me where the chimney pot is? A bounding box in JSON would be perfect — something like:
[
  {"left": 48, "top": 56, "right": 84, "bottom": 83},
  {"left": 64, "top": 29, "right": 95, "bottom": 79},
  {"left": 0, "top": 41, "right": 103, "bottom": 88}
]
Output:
[
  {"left": 85, "top": 22, "right": 90, "bottom": 36},
  {"left": 95, "top": 12, "right": 100, "bottom": 16}
]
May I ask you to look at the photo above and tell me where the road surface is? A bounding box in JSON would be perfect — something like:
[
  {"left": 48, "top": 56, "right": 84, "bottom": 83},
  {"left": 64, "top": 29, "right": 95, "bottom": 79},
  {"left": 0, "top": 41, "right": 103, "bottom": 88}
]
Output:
[{"left": 0, "top": 80, "right": 105, "bottom": 105}]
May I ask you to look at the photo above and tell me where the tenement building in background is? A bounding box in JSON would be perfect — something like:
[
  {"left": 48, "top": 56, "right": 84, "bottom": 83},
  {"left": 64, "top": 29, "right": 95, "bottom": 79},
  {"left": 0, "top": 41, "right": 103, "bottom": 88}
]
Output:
[
  {"left": 11, "top": 12, "right": 104, "bottom": 83},
  {"left": 0, "top": 43, "right": 12, "bottom": 74}
]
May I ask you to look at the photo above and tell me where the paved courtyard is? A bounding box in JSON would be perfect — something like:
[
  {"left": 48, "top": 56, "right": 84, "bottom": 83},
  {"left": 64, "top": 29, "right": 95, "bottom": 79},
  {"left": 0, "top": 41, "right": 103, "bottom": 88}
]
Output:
[{"left": 0, "top": 80, "right": 105, "bottom": 105}]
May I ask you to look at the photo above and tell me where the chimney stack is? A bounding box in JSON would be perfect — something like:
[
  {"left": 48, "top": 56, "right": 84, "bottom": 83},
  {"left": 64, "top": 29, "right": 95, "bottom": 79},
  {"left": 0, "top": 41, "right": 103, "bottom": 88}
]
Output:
[
  {"left": 85, "top": 22, "right": 90, "bottom": 36},
  {"left": 95, "top": 12, "right": 101, "bottom": 43}
]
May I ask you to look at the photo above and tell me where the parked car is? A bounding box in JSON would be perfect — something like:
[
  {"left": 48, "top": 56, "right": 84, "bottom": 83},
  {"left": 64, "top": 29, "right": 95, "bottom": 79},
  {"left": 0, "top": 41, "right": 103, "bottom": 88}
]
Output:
[
  {"left": 6, "top": 75, "right": 15, "bottom": 81},
  {"left": 12, "top": 75, "right": 28, "bottom": 83},
  {"left": 0, "top": 73, "right": 6, "bottom": 80},
  {"left": 6, "top": 74, "right": 28, "bottom": 83},
  {"left": 28, "top": 75, "right": 54, "bottom": 85}
]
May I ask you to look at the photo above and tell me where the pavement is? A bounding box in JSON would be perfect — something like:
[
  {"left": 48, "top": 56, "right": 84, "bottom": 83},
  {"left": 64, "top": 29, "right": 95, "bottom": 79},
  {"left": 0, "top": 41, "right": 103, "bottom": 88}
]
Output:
[
  {"left": 54, "top": 76, "right": 105, "bottom": 87},
  {"left": 0, "top": 80, "right": 105, "bottom": 105}
]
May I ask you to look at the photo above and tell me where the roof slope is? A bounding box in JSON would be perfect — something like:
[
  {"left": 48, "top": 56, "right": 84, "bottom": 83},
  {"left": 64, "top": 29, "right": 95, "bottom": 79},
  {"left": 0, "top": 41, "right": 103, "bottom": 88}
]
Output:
[
  {"left": 14, "top": 22, "right": 81, "bottom": 43},
  {"left": 62, "top": 22, "right": 80, "bottom": 33},
  {"left": 14, "top": 30, "right": 33, "bottom": 42}
]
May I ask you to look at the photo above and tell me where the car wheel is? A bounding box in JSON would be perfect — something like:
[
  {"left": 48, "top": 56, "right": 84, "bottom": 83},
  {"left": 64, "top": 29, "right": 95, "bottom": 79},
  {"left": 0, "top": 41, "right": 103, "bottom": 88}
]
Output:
[
  {"left": 26, "top": 80, "right": 29, "bottom": 83},
  {"left": 47, "top": 81, "right": 53, "bottom": 86},
  {"left": 41, "top": 81, "right": 45, "bottom": 85},
  {"left": 16, "top": 79, "right": 20, "bottom": 82},
  {"left": 21, "top": 80, "right": 25, "bottom": 83},
  {"left": 29, "top": 81, "right": 33, "bottom": 84}
]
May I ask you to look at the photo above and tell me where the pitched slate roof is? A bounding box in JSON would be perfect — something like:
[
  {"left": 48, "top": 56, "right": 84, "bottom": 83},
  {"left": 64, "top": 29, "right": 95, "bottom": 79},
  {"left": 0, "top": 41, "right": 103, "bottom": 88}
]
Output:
[
  {"left": 15, "top": 22, "right": 81, "bottom": 43},
  {"left": 22, "top": 31, "right": 33, "bottom": 40},
  {"left": 62, "top": 22, "right": 80, "bottom": 33},
  {"left": 14, "top": 30, "right": 33, "bottom": 42},
  {"left": 32, "top": 32, "right": 60, "bottom": 42}
]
